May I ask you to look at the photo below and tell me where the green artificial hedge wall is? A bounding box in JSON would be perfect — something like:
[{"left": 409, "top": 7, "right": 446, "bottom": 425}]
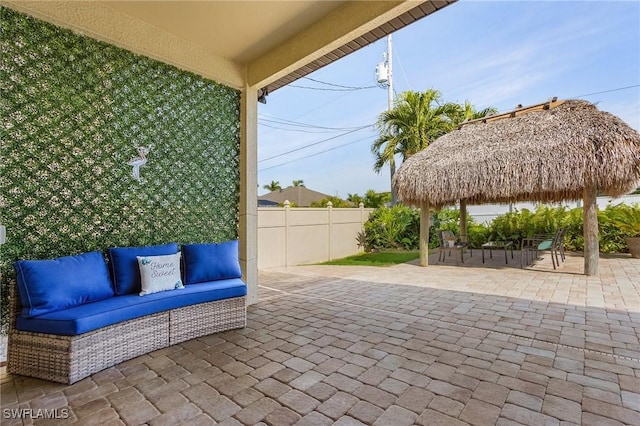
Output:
[{"left": 0, "top": 7, "right": 241, "bottom": 328}]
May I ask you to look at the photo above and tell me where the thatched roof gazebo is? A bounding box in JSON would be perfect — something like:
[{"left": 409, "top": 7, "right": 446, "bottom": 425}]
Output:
[{"left": 393, "top": 99, "right": 640, "bottom": 275}]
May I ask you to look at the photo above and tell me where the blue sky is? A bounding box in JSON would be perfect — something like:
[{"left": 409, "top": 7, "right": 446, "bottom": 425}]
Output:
[{"left": 257, "top": 1, "right": 640, "bottom": 198}]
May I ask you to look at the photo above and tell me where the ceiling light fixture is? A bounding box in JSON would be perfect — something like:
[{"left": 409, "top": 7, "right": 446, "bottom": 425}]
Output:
[{"left": 258, "top": 87, "right": 268, "bottom": 104}]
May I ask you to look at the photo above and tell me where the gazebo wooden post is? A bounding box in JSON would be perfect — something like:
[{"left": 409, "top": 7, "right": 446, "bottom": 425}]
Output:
[
  {"left": 583, "top": 186, "right": 599, "bottom": 276},
  {"left": 420, "top": 199, "right": 430, "bottom": 266},
  {"left": 459, "top": 199, "right": 467, "bottom": 243}
]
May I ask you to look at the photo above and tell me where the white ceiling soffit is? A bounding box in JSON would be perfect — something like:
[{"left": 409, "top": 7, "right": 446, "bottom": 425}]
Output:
[
  {"left": 103, "top": 0, "right": 457, "bottom": 92},
  {"left": 2, "top": 1, "right": 456, "bottom": 92},
  {"left": 102, "top": 1, "right": 348, "bottom": 65}
]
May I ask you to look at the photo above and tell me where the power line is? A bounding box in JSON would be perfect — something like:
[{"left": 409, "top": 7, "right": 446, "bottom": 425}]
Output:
[
  {"left": 273, "top": 78, "right": 378, "bottom": 126},
  {"left": 571, "top": 84, "right": 639, "bottom": 99},
  {"left": 259, "top": 135, "right": 375, "bottom": 172},
  {"left": 393, "top": 46, "right": 412, "bottom": 92},
  {"left": 259, "top": 115, "right": 367, "bottom": 131},
  {"left": 259, "top": 122, "right": 367, "bottom": 134},
  {"left": 302, "top": 76, "right": 377, "bottom": 90},
  {"left": 257, "top": 88, "right": 365, "bottom": 138},
  {"left": 258, "top": 125, "right": 372, "bottom": 163},
  {"left": 289, "top": 84, "right": 376, "bottom": 92}
]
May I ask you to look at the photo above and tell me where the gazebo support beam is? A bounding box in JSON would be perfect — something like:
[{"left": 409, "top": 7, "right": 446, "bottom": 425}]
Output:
[
  {"left": 459, "top": 199, "right": 468, "bottom": 243},
  {"left": 420, "top": 200, "right": 430, "bottom": 266},
  {"left": 583, "top": 186, "right": 599, "bottom": 276}
]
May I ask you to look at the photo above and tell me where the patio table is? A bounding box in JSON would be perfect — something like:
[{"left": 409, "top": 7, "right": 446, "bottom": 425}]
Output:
[{"left": 482, "top": 241, "right": 514, "bottom": 264}]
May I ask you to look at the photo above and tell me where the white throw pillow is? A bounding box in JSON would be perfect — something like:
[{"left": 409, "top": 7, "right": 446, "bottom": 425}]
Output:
[{"left": 137, "top": 252, "right": 184, "bottom": 296}]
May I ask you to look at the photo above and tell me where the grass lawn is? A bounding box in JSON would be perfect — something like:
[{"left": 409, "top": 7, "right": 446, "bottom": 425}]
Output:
[{"left": 320, "top": 250, "right": 420, "bottom": 266}]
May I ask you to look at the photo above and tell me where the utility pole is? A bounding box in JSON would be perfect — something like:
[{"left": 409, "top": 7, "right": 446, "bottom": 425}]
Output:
[
  {"left": 376, "top": 35, "right": 396, "bottom": 204},
  {"left": 387, "top": 34, "right": 393, "bottom": 114}
]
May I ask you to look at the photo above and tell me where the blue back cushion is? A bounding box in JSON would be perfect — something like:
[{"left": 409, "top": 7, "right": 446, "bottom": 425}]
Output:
[
  {"left": 182, "top": 240, "right": 242, "bottom": 284},
  {"left": 107, "top": 243, "right": 179, "bottom": 295},
  {"left": 15, "top": 251, "right": 114, "bottom": 318}
]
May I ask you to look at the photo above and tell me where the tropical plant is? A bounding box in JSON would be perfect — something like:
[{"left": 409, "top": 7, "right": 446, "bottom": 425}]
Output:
[
  {"left": 346, "top": 190, "right": 391, "bottom": 208},
  {"left": 607, "top": 204, "right": 640, "bottom": 237},
  {"left": 372, "top": 89, "right": 460, "bottom": 175},
  {"left": 263, "top": 180, "right": 281, "bottom": 192},
  {"left": 347, "top": 193, "right": 365, "bottom": 207},
  {"left": 292, "top": 180, "right": 305, "bottom": 187},
  {"left": 360, "top": 203, "right": 639, "bottom": 255},
  {"left": 364, "top": 190, "right": 391, "bottom": 208},
  {"left": 489, "top": 206, "right": 568, "bottom": 248},
  {"left": 596, "top": 207, "right": 626, "bottom": 253},
  {"left": 430, "top": 208, "right": 488, "bottom": 249},
  {"left": 310, "top": 196, "right": 351, "bottom": 208},
  {"left": 361, "top": 205, "right": 420, "bottom": 251}
]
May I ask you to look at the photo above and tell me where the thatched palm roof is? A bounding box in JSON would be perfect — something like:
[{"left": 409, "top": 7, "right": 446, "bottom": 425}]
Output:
[{"left": 393, "top": 99, "right": 640, "bottom": 208}]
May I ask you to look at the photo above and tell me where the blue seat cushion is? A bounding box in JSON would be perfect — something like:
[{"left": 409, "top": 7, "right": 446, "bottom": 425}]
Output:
[
  {"left": 538, "top": 239, "right": 554, "bottom": 250},
  {"left": 16, "top": 278, "right": 246, "bottom": 336},
  {"left": 15, "top": 251, "right": 114, "bottom": 318},
  {"left": 182, "top": 240, "right": 242, "bottom": 285},
  {"left": 107, "top": 243, "right": 179, "bottom": 295}
]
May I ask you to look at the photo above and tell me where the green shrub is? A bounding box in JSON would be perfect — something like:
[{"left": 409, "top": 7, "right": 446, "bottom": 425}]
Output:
[
  {"left": 430, "top": 208, "right": 487, "bottom": 248},
  {"left": 360, "top": 202, "right": 638, "bottom": 255},
  {"left": 362, "top": 205, "right": 420, "bottom": 251},
  {"left": 429, "top": 208, "right": 458, "bottom": 248},
  {"left": 310, "top": 196, "right": 352, "bottom": 208},
  {"left": 598, "top": 203, "right": 640, "bottom": 253},
  {"left": 486, "top": 204, "right": 640, "bottom": 254},
  {"left": 563, "top": 207, "right": 584, "bottom": 252},
  {"left": 606, "top": 203, "right": 640, "bottom": 236},
  {"left": 467, "top": 223, "right": 492, "bottom": 248},
  {"left": 489, "top": 206, "right": 568, "bottom": 248}
]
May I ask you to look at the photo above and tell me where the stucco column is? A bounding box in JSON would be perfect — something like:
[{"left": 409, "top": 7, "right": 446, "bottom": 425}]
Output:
[
  {"left": 240, "top": 84, "right": 258, "bottom": 304},
  {"left": 420, "top": 200, "right": 430, "bottom": 266}
]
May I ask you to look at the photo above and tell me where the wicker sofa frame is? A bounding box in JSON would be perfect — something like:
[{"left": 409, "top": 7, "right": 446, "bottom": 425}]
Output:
[{"left": 7, "top": 283, "right": 246, "bottom": 384}]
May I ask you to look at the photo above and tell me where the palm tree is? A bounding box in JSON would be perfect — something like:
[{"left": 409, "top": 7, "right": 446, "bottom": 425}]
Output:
[
  {"left": 347, "top": 193, "right": 365, "bottom": 207},
  {"left": 364, "top": 190, "right": 391, "bottom": 208},
  {"left": 372, "top": 89, "right": 460, "bottom": 203},
  {"left": 310, "top": 196, "right": 351, "bottom": 208},
  {"left": 292, "top": 180, "right": 305, "bottom": 187},
  {"left": 263, "top": 180, "right": 281, "bottom": 192},
  {"left": 452, "top": 100, "right": 499, "bottom": 125}
]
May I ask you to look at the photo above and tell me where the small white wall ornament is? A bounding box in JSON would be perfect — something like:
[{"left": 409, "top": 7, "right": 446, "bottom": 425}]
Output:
[{"left": 127, "top": 146, "right": 151, "bottom": 181}]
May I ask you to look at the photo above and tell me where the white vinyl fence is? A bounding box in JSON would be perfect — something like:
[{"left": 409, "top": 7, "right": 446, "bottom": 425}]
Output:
[{"left": 258, "top": 203, "right": 374, "bottom": 269}]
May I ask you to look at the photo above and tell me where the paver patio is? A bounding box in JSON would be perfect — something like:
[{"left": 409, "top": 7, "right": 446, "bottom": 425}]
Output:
[{"left": 1, "top": 252, "right": 639, "bottom": 425}]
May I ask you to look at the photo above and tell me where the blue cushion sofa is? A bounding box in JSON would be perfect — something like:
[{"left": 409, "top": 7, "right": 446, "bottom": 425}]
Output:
[{"left": 7, "top": 240, "right": 247, "bottom": 384}]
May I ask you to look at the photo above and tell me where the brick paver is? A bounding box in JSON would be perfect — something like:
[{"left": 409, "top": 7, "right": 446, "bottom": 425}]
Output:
[
  {"left": 348, "top": 401, "right": 385, "bottom": 424},
  {"left": 2, "top": 254, "right": 639, "bottom": 424},
  {"left": 317, "top": 391, "right": 359, "bottom": 419}
]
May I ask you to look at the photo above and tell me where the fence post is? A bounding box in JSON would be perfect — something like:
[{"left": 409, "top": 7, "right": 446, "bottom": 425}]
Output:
[
  {"left": 359, "top": 202, "right": 365, "bottom": 254},
  {"left": 327, "top": 201, "right": 333, "bottom": 261},
  {"left": 284, "top": 200, "right": 290, "bottom": 267}
]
